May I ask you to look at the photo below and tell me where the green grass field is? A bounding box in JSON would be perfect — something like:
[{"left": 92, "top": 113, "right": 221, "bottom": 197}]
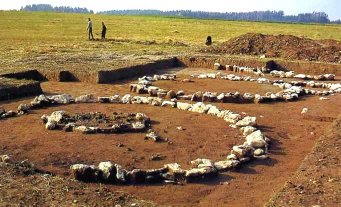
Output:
[{"left": 0, "top": 11, "right": 341, "bottom": 73}]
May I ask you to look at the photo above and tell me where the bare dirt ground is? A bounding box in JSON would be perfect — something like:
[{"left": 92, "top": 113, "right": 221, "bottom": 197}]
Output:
[
  {"left": 202, "top": 33, "right": 341, "bottom": 63},
  {"left": 267, "top": 115, "right": 341, "bottom": 207},
  {"left": 1, "top": 68, "right": 340, "bottom": 206},
  {"left": 0, "top": 162, "right": 157, "bottom": 207}
]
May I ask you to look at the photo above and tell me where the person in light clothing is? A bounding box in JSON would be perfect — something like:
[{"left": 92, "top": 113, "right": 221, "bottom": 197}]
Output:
[{"left": 87, "top": 18, "right": 94, "bottom": 40}]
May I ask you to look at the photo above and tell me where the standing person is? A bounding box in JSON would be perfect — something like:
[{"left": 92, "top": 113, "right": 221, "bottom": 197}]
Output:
[
  {"left": 101, "top": 21, "right": 107, "bottom": 40},
  {"left": 87, "top": 18, "right": 94, "bottom": 40}
]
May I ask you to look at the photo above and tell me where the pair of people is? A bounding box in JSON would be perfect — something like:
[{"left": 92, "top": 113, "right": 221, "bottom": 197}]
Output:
[{"left": 87, "top": 18, "right": 107, "bottom": 40}]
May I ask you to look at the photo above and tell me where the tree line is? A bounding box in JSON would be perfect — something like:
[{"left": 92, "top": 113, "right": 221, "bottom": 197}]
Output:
[
  {"left": 99, "top": 10, "right": 340, "bottom": 24},
  {"left": 20, "top": 4, "right": 94, "bottom": 14},
  {"left": 20, "top": 4, "right": 340, "bottom": 24}
]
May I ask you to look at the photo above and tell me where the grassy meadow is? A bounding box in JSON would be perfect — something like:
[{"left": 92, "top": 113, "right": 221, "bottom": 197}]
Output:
[{"left": 0, "top": 11, "right": 341, "bottom": 73}]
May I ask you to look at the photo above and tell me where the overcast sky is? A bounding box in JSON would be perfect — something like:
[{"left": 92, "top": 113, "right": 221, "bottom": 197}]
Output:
[{"left": 1, "top": 0, "right": 340, "bottom": 20}]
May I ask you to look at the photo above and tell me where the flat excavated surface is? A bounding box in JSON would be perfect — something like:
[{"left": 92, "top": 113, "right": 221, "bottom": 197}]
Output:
[{"left": 0, "top": 68, "right": 340, "bottom": 207}]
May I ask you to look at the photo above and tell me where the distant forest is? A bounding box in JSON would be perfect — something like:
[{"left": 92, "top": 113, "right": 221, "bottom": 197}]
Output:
[
  {"left": 99, "top": 10, "right": 340, "bottom": 24},
  {"left": 20, "top": 4, "right": 93, "bottom": 14},
  {"left": 20, "top": 4, "right": 340, "bottom": 24}
]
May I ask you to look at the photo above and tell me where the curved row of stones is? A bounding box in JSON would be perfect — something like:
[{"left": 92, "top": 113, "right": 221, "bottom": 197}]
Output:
[
  {"left": 214, "top": 63, "right": 336, "bottom": 81},
  {"left": 196, "top": 73, "right": 340, "bottom": 94},
  {"left": 0, "top": 93, "right": 270, "bottom": 185},
  {"left": 42, "top": 110, "right": 166, "bottom": 142},
  {"left": 128, "top": 73, "right": 340, "bottom": 104}
]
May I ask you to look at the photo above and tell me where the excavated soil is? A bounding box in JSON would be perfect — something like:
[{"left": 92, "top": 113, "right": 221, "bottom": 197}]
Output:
[
  {"left": 266, "top": 115, "right": 341, "bottom": 207},
  {"left": 0, "top": 162, "right": 157, "bottom": 207},
  {"left": 0, "top": 77, "right": 43, "bottom": 101},
  {"left": 0, "top": 68, "right": 340, "bottom": 207},
  {"left": 202, "top": 33, "right": 341, "bottom": 63}
]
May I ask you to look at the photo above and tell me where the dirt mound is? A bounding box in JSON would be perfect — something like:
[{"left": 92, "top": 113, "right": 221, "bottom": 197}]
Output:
[{"left": 202, "top": 33, "right": 341, "bottom": 63}]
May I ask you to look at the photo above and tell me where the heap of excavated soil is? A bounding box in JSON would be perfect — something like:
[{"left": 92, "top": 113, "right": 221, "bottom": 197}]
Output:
[{"left": 201, "top": 33, "right": 341, "bottom": 63}]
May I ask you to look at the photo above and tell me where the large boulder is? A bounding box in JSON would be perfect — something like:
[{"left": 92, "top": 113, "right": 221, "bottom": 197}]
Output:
[
  {"left": 0, "top": 154, "right": 12, "bottom": 163},
  {"left": 164, "top": 163, "right": 185, "bottom": 181},
  {"left": 131, "top": 96, "right": 144, "bottom": 104},
  {"left": 176, "top": 102, "right": 192, "bottom": 111},
  {"left": 148, "top": 97, "right": 162, "bottom": 106},
  {"left": 191, "top": 91, "right": 203, "bottom": 102},
  {"left": 217, "top": 110, "right": 231, "bottom": 118},
  {"left": 145, "top": 130, "right": 161, "bottom": 142},
  {"left": 49, "top": 94, "right": 74, "bottom": 104},
  {"left": 136, "top": 84, "right": 147, "bottom": 94},
  {"left": 166, "top": 90, "right": 177, "bottom": 99},
  {"left": 114, "top": 164, "right": 127, "bottom": 183},
  {"left": 189, "top": 102, "right": 212, "bottom": 114},
  {"left": 253, "top": 148, "right": 265, "bottom": 156},
  {"left": 240, "top": 126, "right": 257, "bottom": 136},
  {"left": 207, "top": 105, "right": 221, "bottom": 116},
  {"left": 98, "top": 161, "right": 117, "bottom": 182},
  {"left": 176, "top": 90, "right": 185, "bottom": 96},
  {"left": 121, "top": 94, "right": 132, "bottom": 104},
  {"left": 223, "top": 112, "right": 242, "bottom": 124},
  {"left": 254, "top": 94, "right": 263, "bottom": 104},
  {"left": 110, "top": 95, "right": 121, "bottom": 103},
  {"left": 323, "top": 74, "right": 335, "bottom": 80},
  {"left": 74, "top": 126, "right": 97, "bottom": 134},
  {"left": 246, "top": 130, "right": 267, "bottom": 148},
  {"left": 294, "top": 74, "right": 307, "bottom": 79},
  {"left": 17, "top": 104, "right": 31, "bottom": 113},
  {"left": 127, "top": 169, "right": 147, "bottom": 184},
  {"left": 98, "top": 96, "right": 111, "bottom": 103},
  {"left": 190, "top": 158, "right": 214, "bottom": 168},
  {"left": 47, "top": 111, "right": 67, "bottom": 123},
  {"left": 1, "top": 110, "right": 17, "bottom": 118},
  {"left": 30, "top": 94, "right": 51, "bottom": 108},
  {"left": 140, "top": 96, "right": 151, "bottom": 104},
  {"left": 330, "top": 83, "right": 341, "bottom": 91},
  {"left": 135, "top": 113, "right": 150, "bottom": 122},
  {"left": 235, "top": 116, "right": 257, "bottom": 127},
  {"left": 217, "top": 93, "right": 225, "bottom": 102},
  {"left": 147, "top": 86, "right": 159, "bottom": 97},
  {"left": 70, "top": 164, "right": 100, "bottom": 182},
  {"left": 145, "top": 168, "right": 167, "bottom": 183},
  {"left": 75, "top": 94, "right": 95, "bottom": 103},
  {"left": 157, "top": 91, "right": 167, "bottom": 98},
  {"left": 45, "top": 121, "right": 57, "bottom": 130},
  {"left": 214, "top": 160, "right": 239, "bottom": 171},
  {"left": 242, "top": 93, "right": 254, "bottom": 102},
  {"left": 285, "top": 71, "right": 295, "bottom": 78},
  {"left": 214, "top": 63, "right": 222, "bottom": 70},
  {"left": 232, "top": 145, "right": 254, "bottom": 159},
  {"left": 161, "top": 101, "right": 176, "bottom": 108},
  {"left": 185, "top": 166, "right": 218, "bottom": 182},
  {"left": 131, "top": 121, "right": 146, "bottom": 131},
  {"left": 202, "top": 92, "right": 217, "bottom": 102}
]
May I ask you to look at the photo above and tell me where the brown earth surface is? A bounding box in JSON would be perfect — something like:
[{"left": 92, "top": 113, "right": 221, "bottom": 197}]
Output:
[
  {"left": 267, "top": 115, "right": 341, "bottom": 207},
  {"left": 0, "top": 68, "right": 340, "bottom": 206},
  {"left": 201, "top": 33, "right": 341, "bottom": 63},
  {"left": 0, "top": 161, "right": 157, "bottom": 207}
]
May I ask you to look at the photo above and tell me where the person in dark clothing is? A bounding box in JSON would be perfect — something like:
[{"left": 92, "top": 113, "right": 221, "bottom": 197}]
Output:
[
  {"left": 101, "top": 22, "right": 107, "bottom": 40},
  {"left": 206, "top": 36, "right": 212, "bottom": 45},
  {"left": 87, "top": 18, "right": 94, "bottom": 40}
]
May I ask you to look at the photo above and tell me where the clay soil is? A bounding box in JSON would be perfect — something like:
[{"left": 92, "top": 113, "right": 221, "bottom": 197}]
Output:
[
  {"left": 0, "top": 68, "right": 340, "bottom": 207},
  {"left": 202, "top": 33, "right": 341, "bottom": 63},
  {"left": 267, "top": 115, "right": 341, "bottom": 207}
]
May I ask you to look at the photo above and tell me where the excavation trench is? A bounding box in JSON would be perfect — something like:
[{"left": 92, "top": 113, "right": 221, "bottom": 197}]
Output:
[{"left": 1, "top": 66, "right": 340, "bottom": 206}]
